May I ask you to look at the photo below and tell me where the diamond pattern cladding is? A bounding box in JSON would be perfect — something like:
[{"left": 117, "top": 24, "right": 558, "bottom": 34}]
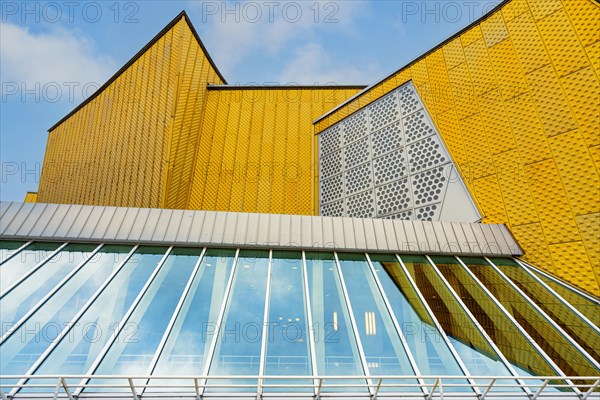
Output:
[{"left": 320, "top": 81, "right": 464, "bottom": 220}]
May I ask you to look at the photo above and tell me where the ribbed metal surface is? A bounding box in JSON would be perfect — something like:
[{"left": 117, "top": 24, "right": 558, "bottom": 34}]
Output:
[{"left": 0, "top": 202, "right": 522, "bottom": 256}]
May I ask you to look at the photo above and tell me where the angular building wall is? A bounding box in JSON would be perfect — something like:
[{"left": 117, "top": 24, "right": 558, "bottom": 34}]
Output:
[
  {"left": 319, "top": 82, "right": 481, "bottom": 222},
  {"left": 315, "top": 0, "right": 600, "bottom": 295},
  {"left": 187, "top": 87, "right": 362, "bottom": 215},
  {"left": 37, "top": 13, "right": 226, "bottom": 209}
]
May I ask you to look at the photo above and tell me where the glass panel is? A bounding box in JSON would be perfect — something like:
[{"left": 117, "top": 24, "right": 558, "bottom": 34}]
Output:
[
  {"left": 90, "top": 247, "right": 199, "bottom": 390},
  {"left": 531, "top": 268, "right": 600, "bottom": 325},
  {"left": 0, "top": 240, "right": 26, "bottom": 264},
  {"left": 148, "top": 249, "right": 236, "bottom": 392},
  {"left": 0, "top": 242, "right": 62, "bottom": 292},
  {"left": 0, "top": 245, "right": 132, "bottom": 388},
  {"left": 27, "top": 247, "right": 166, "bottom": 390},
  {"left": 493, "top": 258, "right": 600, "bottom": 362},
  {"left": 207, "top": 250, "right": 269, "bottom": 391},
  {"left": 429, "top": 256, "right": 566, "bottom": 392},
  {"left": 338, "top": 253, "right": 420, "bottom": 393},
  {"left": 263, "top": 251, "right": 311, "bottom": 392},
  {"left": 305, "top": 252, "right": 365, "bottom": 393},
  {"left": 461, "top": 257, "right": 599, "bottom": 379},
  {"left": 399, "top": 255, "right": 525, "bottom": 393},
  {"left": 370, "top": 254, "right": 470, "bottom": 393},
  {"left": 0, "top": 243, "right": 97, "bottom": 335}
]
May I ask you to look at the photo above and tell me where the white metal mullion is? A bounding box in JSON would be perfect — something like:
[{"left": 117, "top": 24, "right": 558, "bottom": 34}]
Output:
[
  {"left": 452, "top": 256, "right": 581, "bottom": 395},
  {"left": 363, "top": 253, "right": 429, "bottom": 397},
  {"left": 73, "top": 246, "right": 174, "bottom": 397},
  {"left": 393, "top": 254, "right": 482, "bottom": 397},
  {"left": 0, "top": 240, "right": 33, "bottom": 266},
  {"left": 514, "top": 258, "right": 600, "bottom": 330},
  {"left": 0, "top": 241, "right": 69, "bottom": 298},
  {"left": 301, "top": 251, "right": 319, "bottom": 397},
  {"left": 419, "top": 255, "right": 531, "bottom": 396},
  {"left": 257, "top": 249, "right": 274, "bottom": 399},
  {"left": 484, "top": 257, "right": 600, "bottom": 370},
  {"left": 141, "top": 248, "right": 208, "bottom": 394},
  {"left": 10, "top": 245, "right": 140, "bottom": 397},
  {"left": 198, "top": 248, "right": 240, "bottom": 396},
  {"left": 332, "top": 252, "right": 374, "bottom": 396},
  {"left": 1, "top": 243, "right": 104, "bottom": 344},
  {"left": 516, "top": 259, "right": 600, "bottom": 304}
]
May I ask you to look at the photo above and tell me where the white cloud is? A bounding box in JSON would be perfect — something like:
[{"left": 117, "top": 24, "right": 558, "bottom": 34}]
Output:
[
  {"left": 277, "top": 42, "right": 379, "bottom": 85},
  {"left": 0, "top": 22, "right": 115, "bottom": 101},
  {"left": 194, "top": 0, "right": 370, "bottom": 79}
]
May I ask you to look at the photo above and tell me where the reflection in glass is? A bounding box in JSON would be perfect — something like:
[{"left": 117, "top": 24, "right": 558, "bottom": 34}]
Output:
[
  {"left": 0, "top": 245, "right": 132, "bottom": 388},
  {"left": 492, "top": 258, "right": 600, "bottom": 362},
  {"left": 530, "top": 268, "right": 599, "bottom": 327},
  {"left": 400, "top": 255, "right": 525, "bottom": 393},
  {"left": 28, "top": 247, "right": 166, "bottom": 384},
  {"left": 430, "top": 256, "right": 570, "bottom": 393},
  {"left": 0, "top": 241, "right": 26, "bottom": 265},
  {"left": 461, "top": 257, "right": 599, "bottom": 379},
  {"left": 263, "top": 251, "right": 311, "bottom": 392},
  {"left": 338, "top": 253, "right": 421, "bottom": 393},
  {"left": 0, "top": 243, "right": 97, "bottom": 336},
  {"left": 148, "top": 249, "right": 235, "bottom": 392},
  {"left": 90, "top": 248, "right": 199, "bottom": 390},
  {"left": 207, "top": 250, "right": 269, "bottom": 390},
  {"left": 0, "top": 242, "right": 62, "bottom": 292},
  {"left": 371, "top": 254, "right": 470, "bottom": 393},
  {"left": 305, "top": 252, "right": 365, "bottom": 393}
]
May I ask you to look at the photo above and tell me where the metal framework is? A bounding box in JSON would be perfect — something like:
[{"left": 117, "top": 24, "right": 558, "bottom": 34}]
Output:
[
  {"left": 0, "top": 242, "right": 598, "bottom": 398},
  {"left": 0, "top": 375, "right": 598, "bottom": 399}
]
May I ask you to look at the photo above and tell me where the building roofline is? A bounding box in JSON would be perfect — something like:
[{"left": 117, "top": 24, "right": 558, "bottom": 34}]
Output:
[
  {"left": 207, "top": 84, "right": 367, "bottom": 91},
  {"left": 48, "top": 10, "right": 226, "bottom": 133},
  {"left": 313, "top": 0, "right": 511, "bottom": 125},
  {"left": 0, "top": 202, "right": 523, "bottom": 256}
]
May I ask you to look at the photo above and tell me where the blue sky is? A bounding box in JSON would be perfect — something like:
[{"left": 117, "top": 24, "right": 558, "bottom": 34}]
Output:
[{"left": 1, "top": 0, "right": 502, "bottom": 201}]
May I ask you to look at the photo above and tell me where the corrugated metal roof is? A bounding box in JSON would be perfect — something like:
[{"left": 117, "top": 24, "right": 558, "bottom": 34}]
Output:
[{"left": 0, "top": 202, "right": 522, "bottom": 256}]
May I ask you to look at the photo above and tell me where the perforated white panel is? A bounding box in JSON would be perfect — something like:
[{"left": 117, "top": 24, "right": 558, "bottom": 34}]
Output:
[{"left": 318, "top": 81, "right": 480, "bottom": 222}]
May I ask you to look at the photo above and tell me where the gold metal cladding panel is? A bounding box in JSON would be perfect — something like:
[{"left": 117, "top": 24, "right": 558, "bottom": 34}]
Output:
[
  {"left": 23, "top": 192, "right": 37, "bottom": 203},
  {"left": 37, "top": 16, "right": 223, "bottom": 211},
  {"left": 314, "top": 0, "right": 600, "bottom": 295},
  {"left": 188, "top": 88, "right": 361, "bottom": 215}
]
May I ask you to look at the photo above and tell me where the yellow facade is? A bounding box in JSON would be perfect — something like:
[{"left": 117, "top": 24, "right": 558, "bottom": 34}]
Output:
[
  {"left": 23, "top": 192, "right": 37, "bottom": 203},
  {"left": 188, "top": 87, "right": 360, "bottom": 215},
  {"left": 314, "top": 0, "right": 600, "bottom": 295},
  {"left": 34, "top": 2, "right": 598, "bottom": 295},
  {"left": 38, "top": 14, "right": 225, "bottom": 209}
]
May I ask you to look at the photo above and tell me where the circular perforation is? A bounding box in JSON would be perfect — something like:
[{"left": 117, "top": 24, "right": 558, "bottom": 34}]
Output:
[
  {"left": 346, "top": 190, "right": 375, "bottom": 218},
  {"left": 320, "top": 123, "right": 342, "bottom": 156},
  {"left": 373, "top": 149, "right": 407, "bottom": 186},
  {"left": 343, "top": 136, "right": 370, "bottom": 170},
  {"left": 342, "top": 111, "right": 368, "bottom": 146},
  {"left": 320, "top": 149, "right": 343, "bottom": 180},
  {"left": 345, "top": 163, "right": 373, "bottom": 196},
  {"left": 372, "top": 122, "right": 403, "bottom": 158},
  {"left": 376, "top": 178, "right": 412, "bottom": 216},
  {"left": 399, "top": 85, "right": 421, "bottom": 116},
  {"left": 321, "top": 174, "right": 344, "bottom": 204},
  {"left": 407, "top": 136, "right": 447, "bottom": 174},
  {"left": 415, "top": 204, "right": 439, "bottom": 221},
  {"left": 403, "top": 110, "right": 434, "bottom": 144},
  {"left": 411, "top": 166, "right": 447, "bottom": 207},
  {"left": 383, "top": 210, "right": 413, "bottom": 220},
  {"left": 369, "top": 92, "right": 400, "bottom": 132},
  {"left": 321, "top": 200, "right": 344, "bottom": 217}
]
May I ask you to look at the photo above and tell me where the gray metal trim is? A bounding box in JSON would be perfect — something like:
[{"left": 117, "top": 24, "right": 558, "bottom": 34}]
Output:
[{"left": 0, "top": 202, "right": 522, "bottom": 256}]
